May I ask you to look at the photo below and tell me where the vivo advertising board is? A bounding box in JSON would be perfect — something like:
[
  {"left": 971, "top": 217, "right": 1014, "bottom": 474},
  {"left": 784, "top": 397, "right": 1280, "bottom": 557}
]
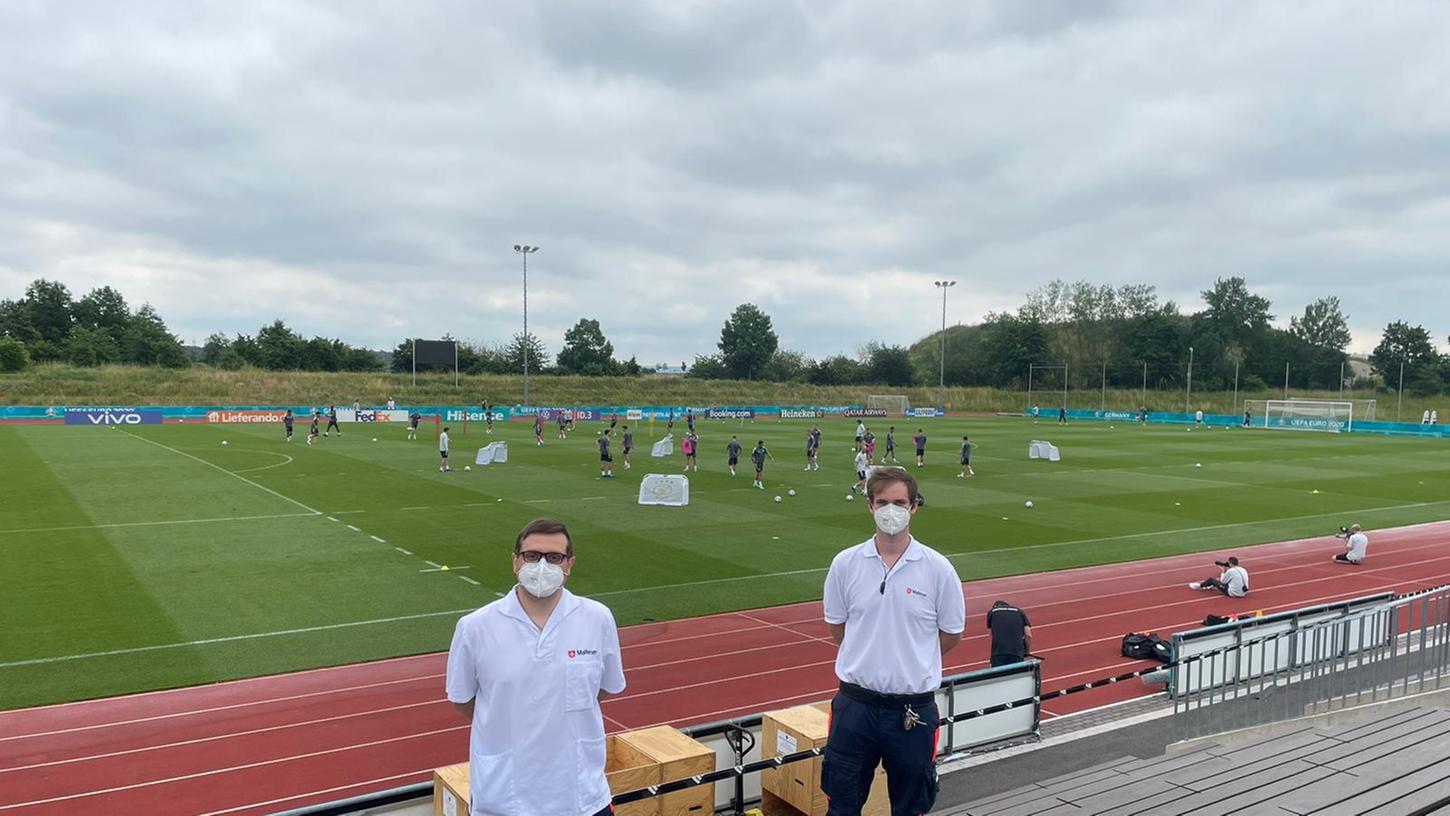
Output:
[{"left": 65, "top": 408, "right": 163, "bottom": 426}]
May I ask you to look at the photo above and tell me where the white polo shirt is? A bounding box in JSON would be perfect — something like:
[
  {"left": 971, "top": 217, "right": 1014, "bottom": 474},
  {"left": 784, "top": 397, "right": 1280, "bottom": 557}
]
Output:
[
  {"left": 823, "top": 536, "right": 966, "bottom": 695},
  {"left": 440, "top": 430, "right": 450, "bottom": 454},
  {"left": 446, "top": 588, "right": 626, "bottom": 816}
]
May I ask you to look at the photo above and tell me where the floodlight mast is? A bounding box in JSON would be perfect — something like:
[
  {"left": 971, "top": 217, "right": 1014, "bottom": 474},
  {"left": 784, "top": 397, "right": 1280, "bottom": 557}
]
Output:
[
  {"left": 513, "top": 245, "right": 539, "bottom": 407},
  {"left": 934, "top": 281, "right": 956, "bottom": 411}
]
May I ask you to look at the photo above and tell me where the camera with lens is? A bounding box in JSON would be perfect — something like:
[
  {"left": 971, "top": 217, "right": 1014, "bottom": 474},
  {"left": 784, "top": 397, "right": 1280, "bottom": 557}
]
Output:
[
  {"left": 1335, "top": 525, "right": 1350, "bottom": 540},
  {"left": 1214, "top": 560, "right": 1230, "bottom": 569}
]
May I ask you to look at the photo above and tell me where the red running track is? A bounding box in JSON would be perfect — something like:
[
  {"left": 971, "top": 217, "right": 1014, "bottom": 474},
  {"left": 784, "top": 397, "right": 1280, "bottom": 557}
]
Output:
[{"left": 2, "top": 521, "right": 1447, "bottom": 815}]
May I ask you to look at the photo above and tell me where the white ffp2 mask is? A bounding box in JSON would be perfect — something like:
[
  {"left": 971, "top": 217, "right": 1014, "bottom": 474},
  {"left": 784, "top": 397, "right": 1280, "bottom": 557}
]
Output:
[
  {"left": 518, "top": 560, "right": 566, "bottom": 598},
  {"left": 873, "top": 504, "right": 911, "bottom": 536}
]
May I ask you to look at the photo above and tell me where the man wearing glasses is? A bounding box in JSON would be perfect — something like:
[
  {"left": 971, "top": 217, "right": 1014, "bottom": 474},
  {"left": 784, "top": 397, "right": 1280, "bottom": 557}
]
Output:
[
  {"left": 446, "top": 518, "right": 626, "bottom": 816},
  {"left": 821, "top": 468, "right": 965, "bottom": 816}
]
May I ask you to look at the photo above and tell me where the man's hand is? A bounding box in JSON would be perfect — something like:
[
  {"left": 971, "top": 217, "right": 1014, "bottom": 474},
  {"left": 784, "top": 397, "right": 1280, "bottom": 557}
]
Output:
[
  {"left": 939, "top": 630, "right": 963, "bottom": 656},
  {"left": 827, "top": 623, "right": 847, "bottom": 646}
]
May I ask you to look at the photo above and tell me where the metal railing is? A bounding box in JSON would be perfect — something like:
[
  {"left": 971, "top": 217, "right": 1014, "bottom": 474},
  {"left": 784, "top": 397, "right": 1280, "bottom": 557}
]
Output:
[{"left": 1172, "top": 585, "right": 1450, "bottom": 741}]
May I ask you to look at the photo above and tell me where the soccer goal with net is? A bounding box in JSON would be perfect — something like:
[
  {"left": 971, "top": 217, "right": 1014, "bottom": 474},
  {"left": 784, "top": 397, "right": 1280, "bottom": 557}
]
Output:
[
  {"left": 867, "top": 395, "right": 911, "bottom": 416},
  {"left": 1244, "top": 399, "right": 1356, "bottom": 432}
]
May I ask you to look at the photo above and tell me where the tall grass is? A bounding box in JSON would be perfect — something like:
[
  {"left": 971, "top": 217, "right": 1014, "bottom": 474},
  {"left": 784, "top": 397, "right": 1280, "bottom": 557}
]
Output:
[{"left": 0, "top": 363, "right": 1436, "bottom": 419}]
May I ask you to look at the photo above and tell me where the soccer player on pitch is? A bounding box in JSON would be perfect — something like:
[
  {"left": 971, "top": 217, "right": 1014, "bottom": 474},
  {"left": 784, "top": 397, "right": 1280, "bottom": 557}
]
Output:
[
  {"left": 534, "top": 412, "right": 545, "bottom": 446},
  {"left": 283, "top": 409, "right": 294, "bottom": 442},
  {"left": 957, "top": 435, "right": 975, "bottom": 478},
  {"left": 408, "top": 410, "right": 421, "bottom": 440},
  {"left": 439, "top": 426, "right": 451, "bottom": 472},
  {"left": 809, "top": 425, "right": 822, "bottom": 470},
  {"left": 851, "top": 446, "right": 869, "bottom": 494},
  {"left": 306, "top": 411, "right": 321, "bottom": 445},
  {"left": 621, "top": 425, "right": 634, "bottom": 469},
  {"left": 750, "top": 440, "right": 773, "bottom": 489},
  {"left": 325, "top": 405, "right": 341, "bottom": 437},
  {"left": 884, "top": 426, "right": 898, "bottom": 464},
  {"left": 597, "top": 428, "right": 614, "bottom": 478},
  {"left": 727, "top": 435, "right": 743, "bottom": 477},
  {"left": 913, "top": 428, "right": 927, "bottom": 468}
]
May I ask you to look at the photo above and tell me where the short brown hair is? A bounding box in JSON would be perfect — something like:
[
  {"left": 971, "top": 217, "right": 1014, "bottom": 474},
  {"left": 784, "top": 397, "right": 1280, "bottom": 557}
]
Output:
[
  {"left": 514, "top": 517, "right": 574, "bottom": 556},
  {"left": 866, "top": 467, "right": 919, "bottom": 505}
]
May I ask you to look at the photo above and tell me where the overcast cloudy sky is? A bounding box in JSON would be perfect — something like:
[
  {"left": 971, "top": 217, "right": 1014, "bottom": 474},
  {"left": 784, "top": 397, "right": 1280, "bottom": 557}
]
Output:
[{"left": 2, "top": 1, "right": 1448, "bottom": 362}]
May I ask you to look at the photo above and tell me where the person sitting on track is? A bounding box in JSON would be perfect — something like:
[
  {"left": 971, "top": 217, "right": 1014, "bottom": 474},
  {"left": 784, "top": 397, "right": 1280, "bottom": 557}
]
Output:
[
  {"left": 1334, "top": 524, "right": 1369, "bottom": 565},
  {"left": 1189, "top": 556, "right": 1249, "bottom": 597}
]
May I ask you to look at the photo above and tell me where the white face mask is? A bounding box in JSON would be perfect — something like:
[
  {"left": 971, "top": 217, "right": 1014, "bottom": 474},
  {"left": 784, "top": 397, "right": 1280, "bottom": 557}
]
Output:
[
  {"left": 518, "top": 559, "right": 567, "bottom": 598},
  {"left": 873, "top": 503, "right": 911, "bottom": 536}
]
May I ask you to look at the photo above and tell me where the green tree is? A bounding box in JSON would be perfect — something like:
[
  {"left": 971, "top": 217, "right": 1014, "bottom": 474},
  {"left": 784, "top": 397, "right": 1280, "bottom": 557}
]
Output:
[
  {"left": 809, "top": 355, "right": 865, "bottom": 386},
  {"left": 65, "top": 325, "right": 121, "bottom": 367},
  {"left": 686, "top": 354, "right": 730, "bottom": 379},
  {"left": 717, "top": 303, "right": 778, "bottom": 380},
  {"left": 23, "top": 279, "right": 75, "bottom": 352},
  {"left": 503, "top": 332, "right": 551, "bottom": 373},
  {"left": 0, "top": 334, "right": 29, "bottom": 372},
  {"left": 863, "top": 342, "right": 913, "bottom": 387},
  {"left": 1369, "top": 321, "right": 1438, "bottom": 385},
  {"left": 1200, "top": 277, "right": 1274, "bottom": 340},
  {"left": 72, "top": 286, "right": 131, "bottom": 347},
  {"left": 1290, "top": 297, "right": 1351, "bottom": 351},
  {"left": 982, "top": 313, "right": 1050, "bottom": 387},
  {"left": 201, "top": 333, "right": 232, "bottom": 366},
  {"left": 122, "top": 304, "right": 189, "bottom": 367},
  {"left": 761, "top": 349, "right": 811, "bottom": 382},
  {"left": 255, "top": 320, "right": 305, "bottom": 370},
  {"left": 556, "top": 319, "right": 617, "bottom": 376}
]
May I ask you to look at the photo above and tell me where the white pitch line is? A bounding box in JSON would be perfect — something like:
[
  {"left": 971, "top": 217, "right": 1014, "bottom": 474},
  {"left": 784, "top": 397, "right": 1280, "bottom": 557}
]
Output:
[
  {"left": 420, "top": 565, "right": 470, "bottom": 573},
  {"left": 119, "top": 431, "right": 322, "bottom": 516},
  {"left": 370, "top": 535, "right": 386, "bottom": 543},
  {"left": 459, "top": 576, "right": 480, "bottom": 586},
  {"left": 581, "top": 496, "right": 608, "bottom": 501},
  {"left": 326, "top": 517, "right": 339, "bottom": 523},
  {"left": 230, "top": 452, "right": 295, "bottom": 475},
  {"left": 524, "top": 499, "right": 552, "bottom": 504},
  {"left": 0, "top": 608, "right": 477, "bottom": 669},
  {"left": 0, "top": 512, "right": 318, "bottom": 536},
  {"left": 394, "top": 547, "right": 413, "bottom": 556},
  {"left": 399, "top": 506, "right": 430, "bottom": 512},
  {"left": 590, "top": 501, "right": 1450, "bottom": 599},
  {"left": 346, "top": 525, "right": 361, "bottom": 532},
  {"left": 424, "top": 560, "right": 442, "bottom": 569}
]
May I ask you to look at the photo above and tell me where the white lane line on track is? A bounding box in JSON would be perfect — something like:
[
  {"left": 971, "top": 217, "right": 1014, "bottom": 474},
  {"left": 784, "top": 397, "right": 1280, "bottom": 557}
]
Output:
[
  {"left": 0, "top": 725, "right": 470, "bottom": 811},
  {"left": 0, "top": 699, "right": 443, "bottom": 774},
  {"left": 0, "top": 609, "right": 474, "bottom": 672},
  {"left": 120, "top": 431, "right": 323, "bottom": 517},
  {"left": 0, "top": 512, "right": 318, "bottom": 536},
  {"left": 193, "top": 769, "right": 436, "bottom": 816}
]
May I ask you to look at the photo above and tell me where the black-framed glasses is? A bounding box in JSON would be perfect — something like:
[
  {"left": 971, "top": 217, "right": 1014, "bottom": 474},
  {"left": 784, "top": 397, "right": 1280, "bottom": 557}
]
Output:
[{"left": 518, "top": 550, "right": 569, "bottom": 565}]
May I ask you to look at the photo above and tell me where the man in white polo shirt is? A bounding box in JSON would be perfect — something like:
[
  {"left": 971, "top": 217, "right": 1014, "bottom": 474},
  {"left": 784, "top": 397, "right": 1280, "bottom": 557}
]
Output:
[
  {"left": 1334, "top": 524, "right": 1369, "bottom": 565},
  {"left": 821, "top": 467, "right": 966, "bottom": 816},
  {"left": 1189, "top": 556, "right": 1250, "bottom": 597},
  {"left": 446, "top": 518, "right": 626, "bottom": 816}
]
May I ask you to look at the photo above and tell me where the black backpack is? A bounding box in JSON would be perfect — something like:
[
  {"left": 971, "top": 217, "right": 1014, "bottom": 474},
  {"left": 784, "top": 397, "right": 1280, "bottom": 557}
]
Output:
[{"left": 1121, "top": 632, "right": 1172, "bottom": 663}]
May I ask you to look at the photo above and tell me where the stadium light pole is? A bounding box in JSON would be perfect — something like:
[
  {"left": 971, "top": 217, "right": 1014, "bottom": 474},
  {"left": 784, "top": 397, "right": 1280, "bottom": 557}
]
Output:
[
  {"left": 1185, "top": 346, "right": 1194, "bottom": 413},
  {"left": 1397, "top": 360, "right": 1405, "bottom": 421},
  {"left": 513, "top": 244, "right": 539, "bottom": 407},
  {"left": 934, "top": 281, "right": 956, "bottom": 411}
]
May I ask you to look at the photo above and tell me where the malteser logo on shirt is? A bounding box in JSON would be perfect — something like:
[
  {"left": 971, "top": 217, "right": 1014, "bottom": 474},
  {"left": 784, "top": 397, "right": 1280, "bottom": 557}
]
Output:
[
  {"left": 905, "top": 587, "right": 928, "bottom": 598},
  {"left": 567, "top": 649, "right": 599, "bottom": 659}
]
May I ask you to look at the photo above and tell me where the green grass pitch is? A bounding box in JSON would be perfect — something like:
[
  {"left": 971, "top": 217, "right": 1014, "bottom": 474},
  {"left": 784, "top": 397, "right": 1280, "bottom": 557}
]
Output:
[{"left": 2, "top": 417, "right": 1447, "bottom": 709}]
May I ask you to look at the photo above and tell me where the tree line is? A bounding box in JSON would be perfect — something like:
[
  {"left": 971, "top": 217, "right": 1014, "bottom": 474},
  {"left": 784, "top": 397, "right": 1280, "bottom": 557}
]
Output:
[{"left": 3, "top": 276, "right": 1447, "bottom": 398}]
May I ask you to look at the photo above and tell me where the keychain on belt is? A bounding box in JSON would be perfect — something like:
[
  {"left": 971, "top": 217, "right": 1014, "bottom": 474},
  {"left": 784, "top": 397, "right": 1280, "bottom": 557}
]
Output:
[{"left": 903, "top": 704, "right": 924, "bottom": 731}]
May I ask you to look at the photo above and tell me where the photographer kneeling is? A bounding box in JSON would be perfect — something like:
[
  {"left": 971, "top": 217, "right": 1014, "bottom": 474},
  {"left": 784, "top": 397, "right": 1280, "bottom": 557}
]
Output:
[
  {"left": 1333, "top": 524, "right": 1369, "bottom": 565},
  {"left": 1189, "top": 556, "right": 1250, "bottom": 597}
]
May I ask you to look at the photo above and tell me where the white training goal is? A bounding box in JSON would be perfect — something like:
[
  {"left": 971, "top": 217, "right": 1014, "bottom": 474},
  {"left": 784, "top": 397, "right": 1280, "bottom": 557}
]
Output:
[
  {"left": 1246, "top": 399, "right": 1355, "bottom": 432},
  {"left": 867, "top": 395, "right": 911, "bottom": 415}
]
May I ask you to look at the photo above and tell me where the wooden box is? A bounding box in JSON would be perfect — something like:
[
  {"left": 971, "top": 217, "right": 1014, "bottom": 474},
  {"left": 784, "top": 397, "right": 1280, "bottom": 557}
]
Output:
[
  {"left": 759, "top": 705, "right": 889, "bottom": 816},
  {"left": 616, "top": 726, "right": 716, "bottom": 816},
  {"left": 607, "top": 733, "right": 663, "bottom": 816},
  {"left": 433, "top": 762, "right": 469, "bottom": 816}
]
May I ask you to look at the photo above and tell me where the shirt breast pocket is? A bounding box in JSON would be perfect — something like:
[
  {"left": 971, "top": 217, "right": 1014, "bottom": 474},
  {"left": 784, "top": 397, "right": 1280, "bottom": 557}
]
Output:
[{"left": 566, "top": 660, "right": 603, "bottom": 711}]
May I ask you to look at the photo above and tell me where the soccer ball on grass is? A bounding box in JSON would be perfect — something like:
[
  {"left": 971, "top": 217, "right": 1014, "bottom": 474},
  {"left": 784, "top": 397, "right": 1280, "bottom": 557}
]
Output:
[{"left": 1024, "top": 500, "right": 1034, "bottom": 508}]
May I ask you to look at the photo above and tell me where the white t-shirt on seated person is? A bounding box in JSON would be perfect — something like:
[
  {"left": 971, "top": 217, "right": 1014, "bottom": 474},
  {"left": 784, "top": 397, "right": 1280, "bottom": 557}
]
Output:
[
  {"left": 1347, "top": 533, "right": 1369, "bottom": 562},
  {"left": 1221, "top": 565, "right": 1249, "bottom": 597}
]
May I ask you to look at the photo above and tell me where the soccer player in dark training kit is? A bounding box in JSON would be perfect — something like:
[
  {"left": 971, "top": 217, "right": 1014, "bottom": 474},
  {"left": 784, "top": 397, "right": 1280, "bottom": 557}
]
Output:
[
  {"left": 621, "top": 425, "right": 633, "bottom": 469},
  {"left": 958, "top": 435, "right": 975, "bottom": 478},
  {"left": 913, "top": 429, "right": 927, "bottom": 468},
  {"left": 534, "top": 412, "right": 544, "bottom": 446},
  {"left": 307, "top": 411, "right": 321, "bottom": 445},
  {"left": 751, "top": 440, "right": 773, "bottom": 489},
  {"left": 597, "top": 428, "right": 614, "bottom": 478},
  {"left": 727, "top": 436, "right": 743, "bottom": 477},
  {"left": 884, "top": 426, "right": 898, "bottom": 464},
  {"left": 325, "top": 405, "right": 340, "bottom": 436},
  {"left": 408, "top": 410, "right": 421, "bottom": 440},
  {"left": 484, "top": 401, "right": 494, "bottom": 435},
  {"left": 283, "top": 409, "right": 294, "bottom": 442}
]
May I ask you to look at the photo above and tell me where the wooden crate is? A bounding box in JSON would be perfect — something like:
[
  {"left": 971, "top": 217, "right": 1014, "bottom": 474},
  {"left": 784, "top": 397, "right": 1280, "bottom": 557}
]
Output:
[
  {"left": 432, "top": 762, "right": 468, "bottom": 816},
  {"left": 608, "top": 733, "right": 664, "bottom": 816},
  {"left": 433, "top": 728, "right": 692, "bottom": 816},
  {"left": 616, "top": 725, "right": 716, "bottom": 816},
  {"left": 759, "top": 705, "right": 889, "bottom": 816}
]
